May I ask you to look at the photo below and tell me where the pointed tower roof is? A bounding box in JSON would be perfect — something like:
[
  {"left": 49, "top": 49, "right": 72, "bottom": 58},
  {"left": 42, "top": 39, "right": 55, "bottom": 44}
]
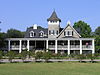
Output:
[{"left": 47, "top": 11, "right": 61, "bottom": 22}]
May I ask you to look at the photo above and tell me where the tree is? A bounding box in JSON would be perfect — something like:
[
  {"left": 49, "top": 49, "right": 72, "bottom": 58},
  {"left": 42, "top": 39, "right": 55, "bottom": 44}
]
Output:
[
  {"left": 73, "top": 21, "right": 92, "bottom": 37},
  {"left": 95, "top": 26, "right": 100, "bottom": 36},
  {"left": 0, "top": 32, "right": 6, "bottom": 49},
  {"left": 7, "top": 51, "right": 16, "bottom": 63},
  {"left": 95, "top": 35, "right": 100, "bottom": 53},
  {"left": 6, "top": 29, "right": 25, "bottom": 38}
]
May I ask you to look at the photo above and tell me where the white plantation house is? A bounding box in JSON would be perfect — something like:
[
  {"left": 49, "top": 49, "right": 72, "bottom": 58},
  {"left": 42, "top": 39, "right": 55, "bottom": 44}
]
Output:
[{"left": 6, "top": 11, "right": 95, "bottom": 55}]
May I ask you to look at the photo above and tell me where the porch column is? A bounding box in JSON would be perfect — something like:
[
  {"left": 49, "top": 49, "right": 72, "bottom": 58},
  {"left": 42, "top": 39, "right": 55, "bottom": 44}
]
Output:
[
  {"left": 80, "top": 40, "right": 82, "bottom": 54},
  {"left": 68, "top": 40, "right": 70, "bottom": 55},
  {"left": 27, "top": 40, "right": 29, "bottom": 51},
  {"left": 8, "top": 40, "right": 11, "bottom": 51},
  {"left": 19, "top": 40, "right": 22, "bottom": 53},
  {"left": 46, "top": 40, "right": 48, "bottom": 49},
  {"left": 55, "top": 40, "right": 57, "bottom": 54},
  {"left": 92, "top": 39, "right": 95, "bottom": 54}
]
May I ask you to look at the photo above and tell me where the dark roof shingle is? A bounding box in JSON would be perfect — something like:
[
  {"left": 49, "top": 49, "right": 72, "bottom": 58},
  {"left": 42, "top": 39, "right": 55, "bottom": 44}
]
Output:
[{"left": 47, "top": 11, "right": 61, "bottom": 22}]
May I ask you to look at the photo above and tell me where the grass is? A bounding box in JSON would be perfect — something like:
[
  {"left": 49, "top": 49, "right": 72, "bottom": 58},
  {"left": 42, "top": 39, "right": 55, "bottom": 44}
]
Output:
[{"left": 0, "top": 62, "right": 100, "bottom": 75}]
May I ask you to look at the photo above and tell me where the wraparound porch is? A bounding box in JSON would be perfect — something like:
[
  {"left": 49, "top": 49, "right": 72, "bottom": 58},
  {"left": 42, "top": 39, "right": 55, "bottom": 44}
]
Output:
[{"left": 6, "top": 38, "right": 95, "bottom": 55}]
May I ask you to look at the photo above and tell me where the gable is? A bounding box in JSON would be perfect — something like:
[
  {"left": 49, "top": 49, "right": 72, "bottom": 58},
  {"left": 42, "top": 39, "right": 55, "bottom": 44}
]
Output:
[{"left": 57, "top": 24, "right": 81, "bottom": 38}]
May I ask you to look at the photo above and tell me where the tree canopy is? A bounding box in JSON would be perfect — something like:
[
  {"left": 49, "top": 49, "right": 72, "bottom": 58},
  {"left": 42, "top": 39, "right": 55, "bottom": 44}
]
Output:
[
  {"left": 6, "top": 29, "right": 25, "bottom": 38},
  {"left": 0, "top": 32, "right": 6, "bottom": 48},
  {"left": 95, "top": 26, "right": 100, "bottom": 36},
  {"left": 73, "top": 21, "right": 92, "bottom": 37}
]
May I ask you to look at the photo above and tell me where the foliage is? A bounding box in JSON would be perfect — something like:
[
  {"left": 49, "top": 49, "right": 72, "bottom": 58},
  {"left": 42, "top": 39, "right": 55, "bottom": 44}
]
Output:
[
  {"left": 6, "top": 29, "right": 25, "bottom": 38},
  {"left": 73, "top": 20, "right": 91, "bottom": 37},
  {"left": 27, "top": 51, "right": 35, "bottom": 59},
  {"left": 0, "top": 51, "right": 3, "bottom": 63},
  {"left": 43, "top": 52, "right": 52, "bottom": 62},
  {"left": 7, "top": 51, "right": 16, "bottom": 63},
  {"left": 77, "top": 54, "right": 85, "bottom": 62},
  {"left": 20, "top": 51, "right": 28, "bottom": 62},
  {"left": 35, "top": 51, "right": 43, "bottom": 60},
  {"left": 95, "top": 26, "right": 100, "bottom": 35},
  {"left": 87, "top": 54, "right": 96, "bottom": 63},
  {"left": 0, "top": 32, "right": 6, "bottom": 48},
  {"left": 94, "top": 35, "right": 100, "bottom": 53}
]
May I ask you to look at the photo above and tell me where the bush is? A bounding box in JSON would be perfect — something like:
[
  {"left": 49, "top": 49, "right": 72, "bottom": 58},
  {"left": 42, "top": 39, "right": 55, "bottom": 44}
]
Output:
[
  {"left": 35, "top": 51, "right": 43, "bottom": 61},
  {"left": 87, "top": 54, "right": 96, "bottom": 63},
  {"left": 77, "top": 54, "right": 85, "bottom": 62},
  {"left": 20, "top": 51, "right": 28, "bottom": 62},
  {"left": 7, "top": 51, "right": 16, "bottom": 63},
  {"left": 43, "top": 52, "right": 52, "bottom": 62},
  {"left": 0, "top": 51, "right": 3, "bottom": 63}
]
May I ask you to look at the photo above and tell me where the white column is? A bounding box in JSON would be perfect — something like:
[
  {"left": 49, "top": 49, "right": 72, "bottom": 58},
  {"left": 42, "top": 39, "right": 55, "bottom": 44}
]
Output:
[
  {"left": 55, "top": 40, "right": 57, "bottom": 54},
  {"left": 80, "top": 40, "right": 82, "bottom": 54},
  {"left": 46, "top": 40, "right": 48, "bottom": 49},
  {"left": 8, "top": 40, "right": 10, "bottom": 51},
  {"left": 27, "top": 40, "right": 29, "bottom": 51},
  {"left": 92, "top": 39, "right": 95, "bottom": 54},
  {"left": 19, "top": 40, "right": 22, "bottom": 53},
  {"left": 68, "top": 40, "right": 70, "bottom": 55}
]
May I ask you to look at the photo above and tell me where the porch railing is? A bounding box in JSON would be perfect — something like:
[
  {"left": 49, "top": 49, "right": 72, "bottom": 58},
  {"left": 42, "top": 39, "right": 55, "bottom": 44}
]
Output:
[
  {"left": 58, "top": 45, "right": 68, "bottom": 48},
  {"left": 70, "top": 45, "right": 80, "bottom": 48},
  {"left": 48, "top": 45, "right": 55, "bottom": 48},
  {"left": 82, "top": 45, "right": 92, "bottom": 49}
]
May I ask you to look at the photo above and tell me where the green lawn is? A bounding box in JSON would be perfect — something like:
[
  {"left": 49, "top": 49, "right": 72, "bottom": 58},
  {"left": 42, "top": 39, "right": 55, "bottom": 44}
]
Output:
[{"left": 0, "top": 62, "right": 100, "bottom": 75}]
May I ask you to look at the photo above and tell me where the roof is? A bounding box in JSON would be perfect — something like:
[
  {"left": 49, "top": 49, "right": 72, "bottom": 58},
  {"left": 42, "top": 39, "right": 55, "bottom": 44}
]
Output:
[
  {"left": 25, "top": 26, "right": 48, "bottom": 38},
  {"left": 47, "top": 11, "right": 61, "bottom": 22},
  {"left": 57, "top": 24, "right": 81, "bottom": 38}
]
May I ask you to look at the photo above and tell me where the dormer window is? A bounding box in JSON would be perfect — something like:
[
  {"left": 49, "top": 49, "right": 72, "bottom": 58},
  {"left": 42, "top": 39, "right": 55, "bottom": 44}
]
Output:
[
  {"left": 39, "top": 31, "right": 44, "bottom": 37},
  {"left": 65, "top": 30, "right": 73, "bottom": 36},
  {"left": 30, "top": 31, "right": 35, "bottom": 37}
]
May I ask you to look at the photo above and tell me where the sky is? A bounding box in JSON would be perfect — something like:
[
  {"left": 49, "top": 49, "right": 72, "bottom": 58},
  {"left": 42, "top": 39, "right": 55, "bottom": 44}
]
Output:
[{"left": 0, "top": 0, "right": 100, "bottom": 32}]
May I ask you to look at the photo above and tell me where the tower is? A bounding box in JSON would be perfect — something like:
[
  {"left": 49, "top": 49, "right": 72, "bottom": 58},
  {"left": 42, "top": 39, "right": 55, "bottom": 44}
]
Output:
[{"left": 47, "top": 11, "right": 61, "bottom": 38}]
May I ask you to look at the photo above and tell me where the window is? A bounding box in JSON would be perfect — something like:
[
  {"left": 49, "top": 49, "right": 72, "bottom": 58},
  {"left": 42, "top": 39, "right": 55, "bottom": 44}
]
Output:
[
  {"left": 30, "top": 31, "right": 35, "bottom": 37},
  {"left": 54, "top": 30, "right": 56, "bottom": 35},
  {"left": 49, "top": 30, "right": 58, "bottom": 35},
  {"left": 54, "top": 30, "right": 58, "bottom": 35},
  {"left": 56, "top": 30, "right": 58, "bottom": 35},
  {"left": 39, "top": 31, "right": 44, "bottom": 37},
  {"left": 50, "top": 30, "right": 54, "bottom": 35},
  {"left": 65, "top": 30, "right": 73, "bottom": 36}
]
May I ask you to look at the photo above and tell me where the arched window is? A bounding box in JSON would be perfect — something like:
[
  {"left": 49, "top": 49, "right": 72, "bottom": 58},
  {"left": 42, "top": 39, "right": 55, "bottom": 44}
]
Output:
[
  {"left": 30, "top": 31, "right": 35, "bottom": 37},
  {"left": 39, "top": 31, "right": 44, "bottom": 37}
]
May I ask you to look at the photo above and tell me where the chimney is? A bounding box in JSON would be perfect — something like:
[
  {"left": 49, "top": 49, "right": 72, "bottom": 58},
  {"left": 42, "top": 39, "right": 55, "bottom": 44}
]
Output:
[{"left": 33, "top": 24, "right": 37, "bottom": 29}]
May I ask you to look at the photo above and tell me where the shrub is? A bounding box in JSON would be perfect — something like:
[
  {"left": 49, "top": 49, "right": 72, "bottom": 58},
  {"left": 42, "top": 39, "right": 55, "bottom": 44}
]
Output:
[
  {"left": 20, "top": 51, "right": 28, "bottom": 62},
  {"left": 77, "top": 54, "right": 85, "bottom": 62},
  {"left": 0, "top": 51, "right": 3, "bottom": 63},
  {"left": 43, "top": 52, "right": 52, "bottom": 62},
  {"left": 35, "top": 51, "right": 43, "bottom": 61},
  {"left": 7, "top": 51, "right": 16, "bottom": 63}
]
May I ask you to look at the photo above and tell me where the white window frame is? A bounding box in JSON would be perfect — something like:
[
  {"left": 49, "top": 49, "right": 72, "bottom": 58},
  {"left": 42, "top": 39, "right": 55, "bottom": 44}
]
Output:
[
  {"left": 39, "top": 31, "right": 44, "bottom": 37},
  {"left": 65, "top": 30, "right": 73, "bottom": 36},
  {"left": 50, "top": 30, "right": 54, "bottom": 35},
  {"left": 30, "top": 31, "right": 34, "bottom": 37}
]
